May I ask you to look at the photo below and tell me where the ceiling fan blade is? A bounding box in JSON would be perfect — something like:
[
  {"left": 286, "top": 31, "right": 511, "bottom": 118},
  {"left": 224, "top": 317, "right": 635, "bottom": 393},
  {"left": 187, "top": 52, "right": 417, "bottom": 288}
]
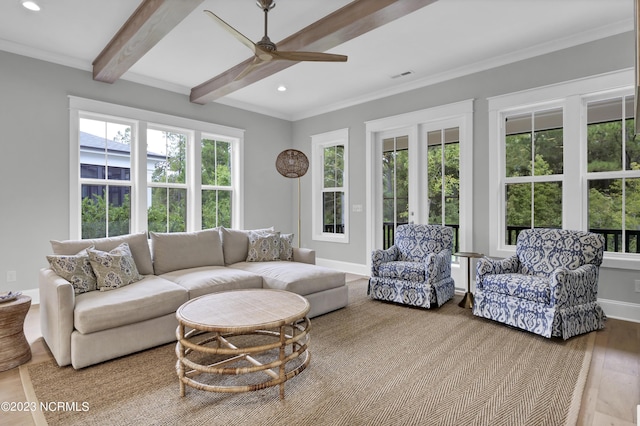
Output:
[
  {"left": 204, "top": 10, "right": 257, "bottom": 55},
  {"left": 270, "top": 51, "right": 348, "bottom": 62},
  {"left": 233, "top": 57, "right": 264, "bottom": 81}
]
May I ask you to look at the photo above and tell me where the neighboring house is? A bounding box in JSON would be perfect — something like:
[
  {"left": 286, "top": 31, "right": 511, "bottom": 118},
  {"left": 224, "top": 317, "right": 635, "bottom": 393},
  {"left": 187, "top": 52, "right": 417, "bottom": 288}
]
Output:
[{"left": 80, "top": 131, "right": 165, "bottom": 207}]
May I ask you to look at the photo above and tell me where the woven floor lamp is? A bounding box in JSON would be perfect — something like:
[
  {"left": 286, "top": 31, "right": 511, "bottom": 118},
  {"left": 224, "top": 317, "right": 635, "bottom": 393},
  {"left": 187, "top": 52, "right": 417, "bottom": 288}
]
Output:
[{"left": 275, "top": 149, "right": 309, "bottom": 247}]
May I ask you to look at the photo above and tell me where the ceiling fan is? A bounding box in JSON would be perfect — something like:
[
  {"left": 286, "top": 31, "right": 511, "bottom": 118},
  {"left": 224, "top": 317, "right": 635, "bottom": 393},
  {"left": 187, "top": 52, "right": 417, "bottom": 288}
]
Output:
[{"left": 204, "top": 0, "right": 348, "bottom": 81}]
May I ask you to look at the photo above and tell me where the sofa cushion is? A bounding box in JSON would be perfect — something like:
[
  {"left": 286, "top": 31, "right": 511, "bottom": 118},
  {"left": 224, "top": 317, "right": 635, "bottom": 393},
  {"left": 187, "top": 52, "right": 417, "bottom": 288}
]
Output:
[
  {"left": 229, "top": 261, "right": 345, "bottom": 296},
  {"left": 247, "top": 231, "right": 281, "bottom": 262},
  {"left": 160, "top": 266, "right": 263, "bottom": 299},
  {"left": 46, "top": 248, "right": 97, "bottom": 294},
  {"left": 151, "top": 228, "right": 224, "bottom": 275},
  {"left": 50, "top": 232, "right": 154, "bottom": 275},
  {"left": 74, "top": 275, "right": 188, "bottom": 334},
  {"left": 88, "top": 243, "right": 143, "bottom": 291},
  {"left": 220, "top": 227, "right": 274, "bottom": 265}
]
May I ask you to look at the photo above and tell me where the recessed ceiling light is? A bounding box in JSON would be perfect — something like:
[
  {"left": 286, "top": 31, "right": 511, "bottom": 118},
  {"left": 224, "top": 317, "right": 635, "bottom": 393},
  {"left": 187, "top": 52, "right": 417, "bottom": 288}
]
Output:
[
  {"left": 22, "top": 1, "right": 41, "bottom": 11},
  {"left": 277, "top": 85, "right": 287, "bottom": 92}
]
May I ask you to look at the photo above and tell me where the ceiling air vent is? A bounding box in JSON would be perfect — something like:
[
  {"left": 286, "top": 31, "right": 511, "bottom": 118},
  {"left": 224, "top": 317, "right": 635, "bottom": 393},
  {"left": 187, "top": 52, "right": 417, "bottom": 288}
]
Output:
[{"left": 391, "top": 70, "right": 414, "bottom": 79}]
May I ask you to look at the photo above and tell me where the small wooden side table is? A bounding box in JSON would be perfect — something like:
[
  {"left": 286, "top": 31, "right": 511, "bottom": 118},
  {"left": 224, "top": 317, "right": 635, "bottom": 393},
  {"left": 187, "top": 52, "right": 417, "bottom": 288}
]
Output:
[
  {"left": 0, "top": 295, "right": 32, "bottom": 371},
  {"left": 454, "top": 252, "right": 484, "bottom": 309}
]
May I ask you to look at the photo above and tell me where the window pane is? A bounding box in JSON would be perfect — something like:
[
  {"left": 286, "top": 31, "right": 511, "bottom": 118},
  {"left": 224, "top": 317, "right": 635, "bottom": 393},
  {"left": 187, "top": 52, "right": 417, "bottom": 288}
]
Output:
[
  {"left": 587, "top": 98, "right": 623, "bottom": 172},
  {"left": 148, "top": 129, "right": 186, "bottom": 184},
  {"left": 505, "top": 183, "right": 531, "bottom": 244},
  {"left": 202, "top": 139, "right": 232, "bottom": 186},
  {"left": 148, "top": 187, "right": 187, "bottom": 232},
  {"left": 626, "top": 178, "right": 640, "bottom": 253},
  {"left": 533, "top": 109, "right": 563, "bottom": 175},
  {"left": 533, "top": 182, "right": 562, "bottom": 228},
  {"left": 82, "top": 185, "right": 106, "bottom": 239},
  {"left": 81, "top": 185, "right": 130, "bottom": 238},
  {"left": 625, "top": 97, "right": 640, "bottom": 170},
  {"left": 323, "top": 145, "right": 344, "bottom": 188},
  {"left": 79, "top": 118, "right": 131, "bottom": 180},
  {"left": 202, "top": 190, "right": 232, "bottom": 228},
  {"left": 108, "top": 187, "right": 130, "bottom": 237},
  {"left": 589, "top": 179, "right": 623, "bottom": 252},
  {"left": 505, "top": 113, "right": 532, "bottom": 177},
  {"left": 323, "top": 191, "right": 344, "bottom": 234}
]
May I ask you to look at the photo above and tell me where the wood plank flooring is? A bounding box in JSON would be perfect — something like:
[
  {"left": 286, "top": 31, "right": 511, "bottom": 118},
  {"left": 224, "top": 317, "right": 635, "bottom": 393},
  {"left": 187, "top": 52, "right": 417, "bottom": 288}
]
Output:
[{"left": 1, "top": 300, "right": 638, "bottom": 426}]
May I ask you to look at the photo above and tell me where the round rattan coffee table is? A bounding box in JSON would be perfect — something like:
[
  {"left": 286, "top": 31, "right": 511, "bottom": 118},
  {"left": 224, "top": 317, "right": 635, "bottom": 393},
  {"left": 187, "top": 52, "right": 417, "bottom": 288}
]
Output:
[{"left": 175, "top": 289, "right": 311, "bottom": 399}]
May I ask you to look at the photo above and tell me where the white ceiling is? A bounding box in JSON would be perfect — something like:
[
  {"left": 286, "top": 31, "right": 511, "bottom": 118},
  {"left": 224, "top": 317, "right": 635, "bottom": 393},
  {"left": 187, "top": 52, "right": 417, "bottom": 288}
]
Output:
[{"left": 0, "top": 0, "right": 634, "bottom": 121}]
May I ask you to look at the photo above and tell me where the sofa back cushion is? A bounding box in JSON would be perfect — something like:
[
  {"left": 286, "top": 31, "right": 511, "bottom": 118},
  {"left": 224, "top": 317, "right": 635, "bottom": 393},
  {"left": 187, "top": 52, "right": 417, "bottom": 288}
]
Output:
[
  {"left": 50, "top": 232, "right": 154, "bottom": 275},
  {"left": 516, "top": 228, "right": 605, "bottom": 277},
  {"left": 220, "top": 227, "right": 274, "bottom": 265},
  {"left": 150, "top": 228, "right": 225, "bottom": 275}
]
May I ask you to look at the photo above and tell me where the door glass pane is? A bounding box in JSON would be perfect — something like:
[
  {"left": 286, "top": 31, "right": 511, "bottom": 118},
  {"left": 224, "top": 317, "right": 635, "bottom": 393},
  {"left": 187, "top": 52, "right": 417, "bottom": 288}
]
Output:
[
  {"left": 382, "top": 136, "right": 409, "bottom": 248},
  {"left": 625, "top": 96, "right": 640, "bottom": 170}
]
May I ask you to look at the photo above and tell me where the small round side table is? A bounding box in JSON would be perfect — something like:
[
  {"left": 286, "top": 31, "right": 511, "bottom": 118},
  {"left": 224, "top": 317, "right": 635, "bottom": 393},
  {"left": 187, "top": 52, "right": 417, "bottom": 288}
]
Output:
[
  {"left": 0, "top": 295, "right": 32, "bottom": 371},
  {"left": 454, "top": 252, "right": 484, "bottom": 309}
]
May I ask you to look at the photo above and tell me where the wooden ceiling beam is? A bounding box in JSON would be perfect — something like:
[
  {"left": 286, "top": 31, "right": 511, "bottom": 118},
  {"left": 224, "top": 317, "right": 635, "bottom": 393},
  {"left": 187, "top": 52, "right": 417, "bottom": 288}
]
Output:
[
  {"left": 190, "top": 0, "right": 437, "bottom": 104},
  {"left": 93, "top": 0, "right": 204, "bottom": 83}
]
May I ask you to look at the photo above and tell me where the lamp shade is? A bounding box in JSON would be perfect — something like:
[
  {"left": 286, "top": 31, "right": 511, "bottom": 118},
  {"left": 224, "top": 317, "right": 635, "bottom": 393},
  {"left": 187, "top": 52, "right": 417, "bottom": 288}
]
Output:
[{"left": 275, "top": 149, "right": 309, "bottom": 178}]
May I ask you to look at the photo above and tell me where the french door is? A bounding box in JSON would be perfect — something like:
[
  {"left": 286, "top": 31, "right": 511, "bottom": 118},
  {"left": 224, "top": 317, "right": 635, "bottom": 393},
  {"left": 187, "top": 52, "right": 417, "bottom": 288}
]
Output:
[{"left": 377, "top": 120, "right": 460, "bottom": 252}]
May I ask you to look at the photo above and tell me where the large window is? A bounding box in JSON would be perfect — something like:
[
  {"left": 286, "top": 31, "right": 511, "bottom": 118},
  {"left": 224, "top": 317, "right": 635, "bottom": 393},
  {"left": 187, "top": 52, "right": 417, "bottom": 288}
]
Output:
[
  {"left": 70, "top": 97, "right": 243, "bottom": 239},
  {"left": 586, "top": 95, "right": 640, "bottom": 253},
  {"left": 312, "top": 128, "right": 349, "bottom": 243},
  {"left": 503, "top": 108, "right": 563, "bottom": 244},
  {"left": 488, "top": 69, "right": 640, "bottom": 269}
]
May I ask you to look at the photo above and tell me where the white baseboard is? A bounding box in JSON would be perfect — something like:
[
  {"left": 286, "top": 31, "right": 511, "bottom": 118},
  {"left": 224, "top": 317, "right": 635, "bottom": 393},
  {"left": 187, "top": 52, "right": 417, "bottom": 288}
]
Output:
[
  {"left": 598, "top": 298, "right": 640, "bottom": 323},
  {"left": 22, "top": 288, "right": 40, "bottom": 305},
  {"left": 315, "top": 258, "right": 370, "bottom": 276}
]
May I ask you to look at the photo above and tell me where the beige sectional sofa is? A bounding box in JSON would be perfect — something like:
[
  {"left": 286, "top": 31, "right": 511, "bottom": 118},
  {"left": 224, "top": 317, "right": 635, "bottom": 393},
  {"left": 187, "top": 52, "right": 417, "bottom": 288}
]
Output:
[{"left": 39, "top": 228, "right": 347, "bottom": 369}]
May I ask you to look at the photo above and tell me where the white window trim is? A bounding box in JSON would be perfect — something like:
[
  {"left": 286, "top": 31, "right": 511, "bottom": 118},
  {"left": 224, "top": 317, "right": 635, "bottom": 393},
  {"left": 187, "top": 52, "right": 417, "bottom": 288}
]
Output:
[
  {"left": 364, "top": 99, "right": 475, "bottom": 270},
  {"left": 69, "top": 96, "right": 245, "bottom": 238},
  {"left": 487, "top": 68, "right": 640, "bottom": 270},
  {"left": 311, "top": 128, "right": 350, "bottom": 243}
]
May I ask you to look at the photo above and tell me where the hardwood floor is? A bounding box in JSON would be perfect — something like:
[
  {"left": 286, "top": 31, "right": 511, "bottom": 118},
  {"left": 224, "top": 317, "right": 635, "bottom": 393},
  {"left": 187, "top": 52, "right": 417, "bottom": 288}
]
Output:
[{"left": 1, "top": 302, "right": 638, "bottom": 426}]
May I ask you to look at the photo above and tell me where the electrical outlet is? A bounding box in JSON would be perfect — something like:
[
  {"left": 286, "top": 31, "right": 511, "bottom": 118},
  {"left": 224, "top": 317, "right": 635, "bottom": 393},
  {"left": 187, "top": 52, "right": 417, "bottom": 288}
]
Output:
[
  {"left": 635, "top": 279, "right": 640, "bottom": 293},
  {"left": 6, "top": 270, "right": 16, "bottom": 283}
]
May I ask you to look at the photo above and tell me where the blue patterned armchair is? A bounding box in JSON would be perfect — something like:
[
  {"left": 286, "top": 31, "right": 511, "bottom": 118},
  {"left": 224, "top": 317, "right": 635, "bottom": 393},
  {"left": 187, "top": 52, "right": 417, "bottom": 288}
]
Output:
[
  {"left": 473, "top": 228, "right": 606, "bottom": 339},
  {"left": 368, "top": 224, "right": 455, "bottom": 308}
]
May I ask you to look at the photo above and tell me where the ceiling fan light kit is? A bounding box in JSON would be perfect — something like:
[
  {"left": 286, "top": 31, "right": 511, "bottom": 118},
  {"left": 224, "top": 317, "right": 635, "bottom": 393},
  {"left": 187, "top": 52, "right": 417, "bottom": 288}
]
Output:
[{"left": 204, "top": 0, "right": 347, "bottom": 81}]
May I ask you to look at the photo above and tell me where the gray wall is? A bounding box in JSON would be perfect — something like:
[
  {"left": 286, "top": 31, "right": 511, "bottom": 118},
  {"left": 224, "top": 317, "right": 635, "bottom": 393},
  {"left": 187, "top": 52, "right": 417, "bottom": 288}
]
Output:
[
  {"left": 1, "top": 30, "right": 638, "bottom": 310},
  {"left": 0, "top": 50, "right": 293, "bottom": 294},
  {"left": 292, "top": 31, "right": 640, "bottom": 307}
]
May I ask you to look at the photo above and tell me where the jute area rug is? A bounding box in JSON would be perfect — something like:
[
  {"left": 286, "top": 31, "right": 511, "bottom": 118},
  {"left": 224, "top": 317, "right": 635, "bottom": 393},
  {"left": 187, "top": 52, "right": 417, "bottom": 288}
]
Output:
[{"left": 22, "top": 279, "right": 593, "bottom": 426}]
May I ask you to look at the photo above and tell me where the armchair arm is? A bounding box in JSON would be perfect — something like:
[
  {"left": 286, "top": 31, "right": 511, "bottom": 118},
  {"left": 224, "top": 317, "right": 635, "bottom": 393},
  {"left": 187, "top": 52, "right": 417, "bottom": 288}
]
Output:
[
  {"left": 550, "top": 264, "right": 599, "bottom": 306},
  {"left": 371, "top": 245, "right": 399, "bottom": 277},
  {"left": 475, "top": 255, "right": 519, "bottom": 289},
  {"left": 425, "top": 249, "right": 452, "bottom": 283}
]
